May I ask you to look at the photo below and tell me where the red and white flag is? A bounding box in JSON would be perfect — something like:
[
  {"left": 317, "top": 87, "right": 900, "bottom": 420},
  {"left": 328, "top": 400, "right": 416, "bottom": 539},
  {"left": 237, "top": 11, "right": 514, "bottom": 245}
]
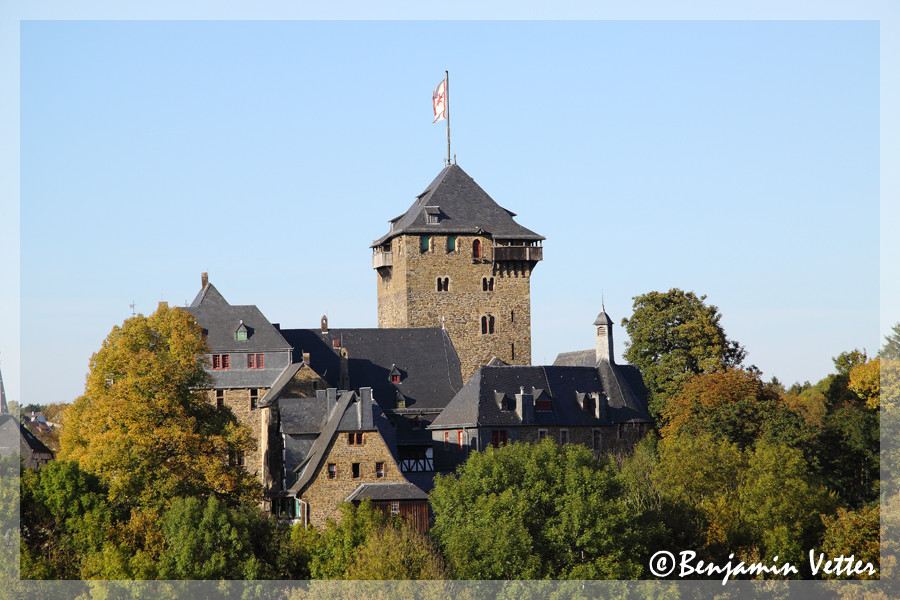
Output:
[{"left": 432, "top": 78, "right": 446, "bottom": 123}]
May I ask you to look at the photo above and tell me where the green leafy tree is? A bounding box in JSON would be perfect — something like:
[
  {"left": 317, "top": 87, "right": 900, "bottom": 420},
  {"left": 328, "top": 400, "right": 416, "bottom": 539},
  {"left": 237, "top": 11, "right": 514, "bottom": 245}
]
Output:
[
  {"left": 345, "top": 522, "right": 446, "bottom": 580},
  {"left": 430, "top": 439, "right": 641, "bottom": 579},
  {"left": 157, "top": 496, "right": 279, "bottom": 579},
  {"left": 879, "top": 322, "right": 900, "bottom": 361},
  {"left": 20, "top": 460, "right": 116, "bottom": 579},
  {"left": 60, "top": 304, "right": 259, "bottom": 509},
  {"left": 307, "top": 500, "right": 391, "bottom": 580},
  {"left": 621, "top": 289, "right": 746, "bottom": 419},
  {"left": 651, "top": 433, "right": 832, "bottom": 569}
]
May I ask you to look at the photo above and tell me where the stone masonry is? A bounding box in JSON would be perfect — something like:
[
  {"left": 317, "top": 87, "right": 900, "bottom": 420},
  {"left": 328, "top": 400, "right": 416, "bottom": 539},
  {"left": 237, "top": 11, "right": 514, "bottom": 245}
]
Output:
[
  {"left": 377, "top": 233, "right": 534, "bottom": 381},
  {"left": 299, "top": 428, "right": 407, "bottom": 528}
]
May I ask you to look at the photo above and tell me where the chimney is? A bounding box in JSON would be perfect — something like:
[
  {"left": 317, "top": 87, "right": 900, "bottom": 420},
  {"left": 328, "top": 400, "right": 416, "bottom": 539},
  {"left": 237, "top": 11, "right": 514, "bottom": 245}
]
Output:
[
  {"left": 594, "top": 309, "right": 614, "bottom": 363},
  {"left": 515, "top": 386, "right": 535, "bottom": 424},
  {"left": 339, "top": 348, "right": 350, "bottom": 390},
  {"left": 594, "top": 392, "right": 609, "bottom": 423},
  {"left": 321, "top": 315, "right": 328, "bottom": 334},
  {"left": 359, "top": 387, "right": 374, "bottom": 430},
  {"left": 201, "top": 272, "right": 209, "bottom": 288},
  {"left": 158, "top": 301, "right": 168, "bottom": 311},
  {"left": 324, "top": 388, "right": 337, "bottom": 417},
  {"left": 302, "top": 352, "right": 311, "bottom": 365}
]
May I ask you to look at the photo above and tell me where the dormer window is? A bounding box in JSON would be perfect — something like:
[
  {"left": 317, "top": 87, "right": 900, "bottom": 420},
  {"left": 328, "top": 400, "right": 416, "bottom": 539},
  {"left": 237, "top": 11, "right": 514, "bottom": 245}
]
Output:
[
  {"left": 389, "top": 366, "right": 402, "bottom": 384},
  {"left": 425, "top": 206, "right": 440, "bottom": 224},
  {"left": 235, "top": 321, "right": 249, "bottom": 341}
]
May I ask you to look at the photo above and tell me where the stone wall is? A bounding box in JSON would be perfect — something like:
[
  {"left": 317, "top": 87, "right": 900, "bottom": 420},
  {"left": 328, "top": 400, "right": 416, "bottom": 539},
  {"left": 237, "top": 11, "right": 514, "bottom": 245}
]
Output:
[
  {"left": 205, "top": 388, "right": 268, "bottom": 482},
  {"left": 377, "top": 233, "right": 536, "bottom": 381},
  {"left": 299, "top": 429, "right": 407, "bottom": 528}
]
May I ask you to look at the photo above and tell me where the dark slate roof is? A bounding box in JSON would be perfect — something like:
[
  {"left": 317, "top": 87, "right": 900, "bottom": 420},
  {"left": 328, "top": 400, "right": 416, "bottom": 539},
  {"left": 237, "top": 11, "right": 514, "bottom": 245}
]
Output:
[
  {"left": 280, "top": 396, "right": 330, "bottom": 435},
  {"left": 552, "top": 350, "right": 596, "bottom": 368},
  {"left": 285, "top": 390, "right": 400, "bottom": 495},
  {"left": 0, "top": 414, "right": 54, "bottom": 457},
  {"left": 259, "top": 364, "right": 304, "bottom": 408},
  {"left": 429, "top": 364, "right": 652, "bottom": 429},
  {"left": 594, "top": 310, "right": 613, "bottom": 326},
  {"left": 372, "top": 164, "right": 544, "bottom": 247},
  {"left": 279, "top": 327, "right": 463, "bottom": 412},
  {"left": 184, "top": 282, "right": 292, "bottom": 354},
  {"left": 289, "top": 390, "right": 356, "bottom": 494},
  {"left": 345, "top": 482, "right": 428, "bottom": 502}
]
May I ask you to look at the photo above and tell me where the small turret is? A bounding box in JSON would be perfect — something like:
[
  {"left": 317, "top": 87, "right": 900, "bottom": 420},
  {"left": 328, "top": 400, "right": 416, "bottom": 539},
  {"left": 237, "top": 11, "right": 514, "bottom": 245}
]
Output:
[{"left": 594, "top": 307, "right": 614, "bottom": 363}]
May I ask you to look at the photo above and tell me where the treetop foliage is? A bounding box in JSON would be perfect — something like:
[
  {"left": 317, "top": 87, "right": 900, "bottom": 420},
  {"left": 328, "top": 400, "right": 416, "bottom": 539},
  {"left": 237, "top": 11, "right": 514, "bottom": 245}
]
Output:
[
  {"left": 430, "top": 440, "right": 642, "bottom": 580},
  {"left": 621, "top": 288, "right": 746, "bottom": 419},
  {"left": 59, "top": 304, "right": 259, "bottom": 509}
]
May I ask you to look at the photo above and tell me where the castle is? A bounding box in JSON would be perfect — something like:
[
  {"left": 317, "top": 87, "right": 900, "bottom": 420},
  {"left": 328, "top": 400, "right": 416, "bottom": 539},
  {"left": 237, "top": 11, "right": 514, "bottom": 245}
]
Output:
[{"left": 183, "top": 163, "right": 652, "bottom": 528}]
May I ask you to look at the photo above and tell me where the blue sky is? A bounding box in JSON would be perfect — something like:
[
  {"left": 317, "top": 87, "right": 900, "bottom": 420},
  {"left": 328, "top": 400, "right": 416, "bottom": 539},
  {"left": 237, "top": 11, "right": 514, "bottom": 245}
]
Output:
[{"left": 2, "top": 2, "right": 898, "bottom": 406}]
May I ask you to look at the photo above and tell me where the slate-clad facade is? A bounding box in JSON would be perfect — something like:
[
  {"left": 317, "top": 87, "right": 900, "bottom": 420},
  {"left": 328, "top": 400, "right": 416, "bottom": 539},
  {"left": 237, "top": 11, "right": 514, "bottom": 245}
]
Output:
[
  {"left": 429, "top": 310, "right": 653, "bottom": 471},
  {"left": 182, "top": 274, "right": 295, "bottom": 492},
  {"left": 372, "top": 164, "right": 544, "bottom": 381}
]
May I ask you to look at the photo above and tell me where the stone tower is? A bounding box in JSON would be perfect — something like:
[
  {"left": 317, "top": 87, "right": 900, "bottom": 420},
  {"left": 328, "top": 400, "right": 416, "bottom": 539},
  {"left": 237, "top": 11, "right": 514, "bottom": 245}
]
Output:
[{"left": 372, "top": 164, "right": 544, "bottom": 381}]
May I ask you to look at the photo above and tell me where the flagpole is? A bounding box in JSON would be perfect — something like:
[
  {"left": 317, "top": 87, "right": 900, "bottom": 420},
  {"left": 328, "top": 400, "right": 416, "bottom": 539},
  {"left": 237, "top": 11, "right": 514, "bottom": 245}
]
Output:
[{"left": 445, "top": 70, "right": 451, "bottom": 165}]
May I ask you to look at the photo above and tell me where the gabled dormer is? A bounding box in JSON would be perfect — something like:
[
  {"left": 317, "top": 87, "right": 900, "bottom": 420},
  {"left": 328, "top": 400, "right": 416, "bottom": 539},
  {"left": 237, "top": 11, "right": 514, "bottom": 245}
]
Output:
[
  {"left": 235, "top": 320, "right": 251, "bottom": 341},
  {"left": 388, "top": 365, "right": 403, "bottom": 384}
]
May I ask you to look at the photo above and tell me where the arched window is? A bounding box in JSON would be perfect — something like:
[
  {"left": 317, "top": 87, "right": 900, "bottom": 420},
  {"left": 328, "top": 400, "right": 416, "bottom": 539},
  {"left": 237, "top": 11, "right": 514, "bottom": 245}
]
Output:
[
  {"left": 482, "top": 277, "right": 488, "bottom": 291},
  {"left": 488, "top": 277, "right": 494, "bottom": 291},
  {"left": 482, "top": 315, "right": 495, "bottom": 335},
  {"left": 472, "top": 239, "right": 482, "bottom": 259},
  {"left": 437, "top": 277, "right": 449, "bottom": 292}
]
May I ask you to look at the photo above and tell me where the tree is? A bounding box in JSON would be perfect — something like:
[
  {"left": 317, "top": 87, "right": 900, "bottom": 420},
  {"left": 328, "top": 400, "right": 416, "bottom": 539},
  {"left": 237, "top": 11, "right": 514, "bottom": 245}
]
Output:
[
  {"left": 429, "top": 439, "right": 642, "bottom": 579},
  {"left": 621, "top": 289, "right": 746, "bottom": 419},
  {"left": 345, "top": 522, "right": 446, "bottom": 580},
  {"left": 651, "top": 433, "right": 832, "bottom": 567},
  {"left": 661, "top": 369, "right": 812, "bottom": 451},
  {"left": 20, "top": 460, "right": 116, "bottom": 579},
  {"left": 157, "top": 496, "right": 279, "bottom": 579},
  {"left": 879, "top": 322, "right": 900, "bottom": 361},
  {"left": 59, "top": 304, "right": 259, "bottom": 509}
]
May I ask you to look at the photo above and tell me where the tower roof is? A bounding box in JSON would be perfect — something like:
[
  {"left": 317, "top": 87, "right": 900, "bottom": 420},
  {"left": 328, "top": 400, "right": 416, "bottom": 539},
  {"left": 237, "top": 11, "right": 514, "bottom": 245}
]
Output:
[
  {"left": 372, "top": 164, "right": 544, "bottom": 247},
  {"left": 594, "top": 310, "right": 613, "bottom": 326}
]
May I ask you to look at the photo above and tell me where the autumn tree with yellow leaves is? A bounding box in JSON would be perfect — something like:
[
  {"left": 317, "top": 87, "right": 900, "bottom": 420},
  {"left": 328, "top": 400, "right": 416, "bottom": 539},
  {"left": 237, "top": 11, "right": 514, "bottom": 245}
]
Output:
[{"left": 60, "top": 303, "right": 260, "bottom": 509}]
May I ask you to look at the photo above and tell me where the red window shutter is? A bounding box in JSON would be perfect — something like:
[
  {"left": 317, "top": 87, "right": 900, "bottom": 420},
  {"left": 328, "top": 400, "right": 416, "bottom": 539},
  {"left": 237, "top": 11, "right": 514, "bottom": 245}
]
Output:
[
  {"left": 258, "top": 354, "right": 264, "bottom": 368},
  {"left": 457, "top": 430, "right": 464, "bottom": 448}
]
